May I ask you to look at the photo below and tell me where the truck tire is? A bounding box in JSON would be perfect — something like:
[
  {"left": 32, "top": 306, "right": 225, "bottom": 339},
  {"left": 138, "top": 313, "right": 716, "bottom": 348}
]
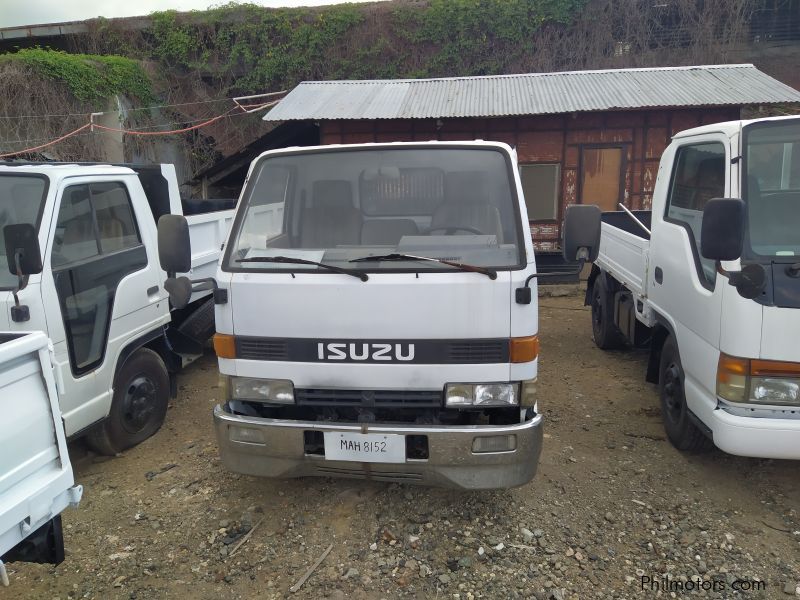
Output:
[
  {"left": 177, "top": 298, "right": 216, "bottom": 344},
  {"left": 658, "top": 336, "right": 713, "bottom": 453},
  {"left": 590, "top": 275, "right": 624, "bottom": 349},
  {"left": 87, "top": 348, "right": 170, "bottom": 456}
]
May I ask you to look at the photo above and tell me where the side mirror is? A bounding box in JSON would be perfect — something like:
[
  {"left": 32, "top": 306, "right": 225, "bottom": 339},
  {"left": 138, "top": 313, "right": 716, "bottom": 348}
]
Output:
[
  {"left": 3, "top": 223, "right": 42, "bottom": 322},
  {"left": 157, "top": 214, "right": 192, "bottom": 276},
  {"left": 700, "top": 198, "right": 744, "bottom": 261},
  {"left": 515, "top": 204, "right": 602, "bottom": 305},
  {"left": 4, "top": 223, "right": 43, "bottom": 276},
  {"left": 562, "top": 204, "right": 601, "bottom": 264}
]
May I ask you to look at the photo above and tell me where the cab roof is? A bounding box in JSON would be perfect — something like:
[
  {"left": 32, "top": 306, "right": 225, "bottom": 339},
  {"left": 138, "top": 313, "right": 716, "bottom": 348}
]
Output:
[{"left": 673, "top": 115, "right": 800, "bottom": 140}]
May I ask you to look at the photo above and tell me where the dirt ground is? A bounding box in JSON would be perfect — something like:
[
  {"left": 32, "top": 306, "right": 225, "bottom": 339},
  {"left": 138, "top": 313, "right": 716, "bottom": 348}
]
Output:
[{"left": 4, "top": 296, "right": 799, "bottom": 600}]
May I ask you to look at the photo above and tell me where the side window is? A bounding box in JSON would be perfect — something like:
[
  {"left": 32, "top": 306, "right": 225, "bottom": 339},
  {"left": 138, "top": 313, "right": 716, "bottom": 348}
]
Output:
[
  {"left": 666, "top": 142, "right": 726, "bottom": 286},
  {"left": 52, "top": 185, "right": 99, "bottom": 267},
  {"left": 91, "top": 182, "right": 141, "bottom": 253}
]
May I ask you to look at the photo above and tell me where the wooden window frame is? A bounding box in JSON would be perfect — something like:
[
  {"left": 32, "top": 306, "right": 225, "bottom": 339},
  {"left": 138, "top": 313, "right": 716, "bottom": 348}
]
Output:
[{"left": 519, "top": 162, "right": 561, "bottom": 224}]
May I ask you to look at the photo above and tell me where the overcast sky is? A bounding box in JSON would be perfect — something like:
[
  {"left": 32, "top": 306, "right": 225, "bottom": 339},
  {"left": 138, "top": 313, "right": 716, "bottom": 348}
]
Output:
[{"left": 1, "top": 0, "right": 380, "bottom": 28}]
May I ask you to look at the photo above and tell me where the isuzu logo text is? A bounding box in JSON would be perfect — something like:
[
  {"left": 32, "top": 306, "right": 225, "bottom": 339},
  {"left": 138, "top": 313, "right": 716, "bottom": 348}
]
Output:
[{"left": 317, "top": 342, "right": 415, "bottom": 362}]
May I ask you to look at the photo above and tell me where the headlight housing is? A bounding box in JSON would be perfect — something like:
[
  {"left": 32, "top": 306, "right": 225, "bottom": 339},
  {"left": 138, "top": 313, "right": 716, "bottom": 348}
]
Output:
[
  {"left": 445, "top": 383, "right": 519, "bottom": 407},
  {"left": 228, "top": 376, "right": 294, "bottom": 404},
  {"left": 717, "top": 354, "right": 800, "bottom": 406}
]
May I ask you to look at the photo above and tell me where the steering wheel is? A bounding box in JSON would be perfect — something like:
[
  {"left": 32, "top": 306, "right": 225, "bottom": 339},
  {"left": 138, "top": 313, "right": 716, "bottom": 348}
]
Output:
[{"left": 427, "top": 225, "right": 484, "bottom": 236}]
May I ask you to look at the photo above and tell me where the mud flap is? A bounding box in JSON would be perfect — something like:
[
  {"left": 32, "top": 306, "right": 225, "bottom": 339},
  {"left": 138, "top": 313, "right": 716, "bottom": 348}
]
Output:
[{"left": 1, "top": 515, "right": 65, "bottom": 566}]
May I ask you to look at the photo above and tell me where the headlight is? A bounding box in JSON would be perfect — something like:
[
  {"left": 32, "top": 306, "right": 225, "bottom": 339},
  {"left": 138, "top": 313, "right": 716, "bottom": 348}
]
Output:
[
  {"left": 444, "top": 383, "right": 474, "bottom": 406},
  {"left": 520, "top": 379, "right": 537, "bottom": 407},
  {"left": 751, "top": 377, "right": 800, "bottom": 405},
  {"left": 228, "top": 376, "right": 294, "bottom": 404},
  {"left": 445, "top": 383, "right": 518, "bottom": 407},
  {"left": 717, "top": 354, "right": 800, "bottom": 406}
]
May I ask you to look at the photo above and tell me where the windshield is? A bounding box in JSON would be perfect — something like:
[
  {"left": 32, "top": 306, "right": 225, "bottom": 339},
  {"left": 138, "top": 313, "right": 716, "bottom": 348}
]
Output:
[
  {"left": 0, "top": 174, "right": 47, "bottom": 289},
  {"left": 225, "top": 146, "right": 523, "bottom": 273},
  {"left": 744, "top": 119, "right": 800, "bottom": 259}
]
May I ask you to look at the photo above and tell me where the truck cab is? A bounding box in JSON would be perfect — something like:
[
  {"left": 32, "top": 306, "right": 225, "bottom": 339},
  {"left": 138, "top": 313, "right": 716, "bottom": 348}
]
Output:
[
  {"left": 0, "top": 164, "right": 232, "bottom": 454},
  {"left": 589, "top": 116, "right": 800, "bottom": 459},
  {"left": 159, "top": 141, "right": 600, "bottom": 489}
]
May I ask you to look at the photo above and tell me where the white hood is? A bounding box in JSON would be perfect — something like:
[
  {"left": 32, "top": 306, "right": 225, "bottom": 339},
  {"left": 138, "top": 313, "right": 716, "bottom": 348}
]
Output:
[{"left": 229, "top": 271, "right": 511, "bottom": 338}]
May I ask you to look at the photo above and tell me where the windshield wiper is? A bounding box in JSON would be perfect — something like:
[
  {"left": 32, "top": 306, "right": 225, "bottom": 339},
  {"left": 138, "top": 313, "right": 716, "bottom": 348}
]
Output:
[
  {"left": 350, "top": 253, "right": 497, "bottom": 279},
  {"left": 236, "top": 256, "right": 368, "bottom": 281}
]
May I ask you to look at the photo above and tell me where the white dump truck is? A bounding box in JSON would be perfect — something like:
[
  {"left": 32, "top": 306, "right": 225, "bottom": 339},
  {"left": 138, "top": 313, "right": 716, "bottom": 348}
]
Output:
[
  {"left": 1, "top": 330, "right": 82, "bottom": 584},
  {"left": 0, "top": 163, "right": 232, "bottom": 454},
  {"left": 588, "top": 116, "right": 800, "bottom": 459},
  {"left": 157, "top": 141, "right": 602, "bottom": 489}
]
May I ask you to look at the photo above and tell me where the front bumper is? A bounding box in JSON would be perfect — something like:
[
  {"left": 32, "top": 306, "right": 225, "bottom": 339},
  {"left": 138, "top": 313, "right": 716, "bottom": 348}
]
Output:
[
  {"left": 213, "top": 405, "right": 543, "bottom": 489},
  {"left": 709, "top": 406, "right": 800, "bottom": 460}
]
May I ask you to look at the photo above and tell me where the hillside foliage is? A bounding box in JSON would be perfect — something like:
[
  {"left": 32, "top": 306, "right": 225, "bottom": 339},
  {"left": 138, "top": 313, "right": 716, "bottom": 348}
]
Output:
[
  {"left": 1, "top": 0, "right": 783, "bottom": 172},
  {"left": 80, "top": 0, "right": 592, "bottom": 95},
  {"left": 0, "top": 48, "right": 152, "bottom": 106}
]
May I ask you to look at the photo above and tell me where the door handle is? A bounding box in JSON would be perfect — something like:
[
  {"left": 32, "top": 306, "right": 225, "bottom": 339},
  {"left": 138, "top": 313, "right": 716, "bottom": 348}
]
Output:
[
  {"left": 654, "top": 267, "right": 663, "bottom": 285},
  {"left": 146, "top": 285, "right": 159, "bottom": 296}
]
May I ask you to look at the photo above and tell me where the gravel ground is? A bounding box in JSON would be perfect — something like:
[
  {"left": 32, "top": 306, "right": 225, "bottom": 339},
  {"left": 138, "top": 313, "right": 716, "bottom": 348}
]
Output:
[{"left": 5, "top": 296, "right": 799, "bottom": 599}]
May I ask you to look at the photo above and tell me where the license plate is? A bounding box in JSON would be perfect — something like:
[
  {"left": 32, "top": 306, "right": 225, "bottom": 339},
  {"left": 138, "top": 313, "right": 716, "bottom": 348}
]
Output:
[{"left": 323, "top": 432, "right": 406, "bottom": 463}]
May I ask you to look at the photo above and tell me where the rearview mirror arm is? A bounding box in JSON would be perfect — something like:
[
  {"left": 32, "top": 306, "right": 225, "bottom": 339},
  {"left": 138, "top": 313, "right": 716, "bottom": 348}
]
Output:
[
  {"left": 515, "top": 254, "right": 588, "bottom": 305},
  {"left": 10, "top": 250, "right": 30, "bottom": 322},
  {"left": 189, "top": 277, "right": 228, "bottom": 304},
  {"left": 715, "top": 260, "right": 743, "bottom": 285}
]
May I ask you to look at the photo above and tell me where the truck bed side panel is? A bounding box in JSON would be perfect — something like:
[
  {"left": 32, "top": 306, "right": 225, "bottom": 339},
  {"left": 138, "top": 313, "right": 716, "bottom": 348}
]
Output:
[
  {"left": 0, "top": 332, "right": 81, "bottom": 559},
  {"left": 596, "top": 218, "right": 650, "bottom": 298},
  {"left": 186, "top": 210, "right": 235, "bottom": 301}
]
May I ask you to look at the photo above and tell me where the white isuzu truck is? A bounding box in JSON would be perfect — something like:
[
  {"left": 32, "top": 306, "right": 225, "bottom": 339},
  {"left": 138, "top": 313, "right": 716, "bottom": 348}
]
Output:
[
  {"left": 0, "top": 163, "right": 232, "bottom": 455},
  {"left": 158, "top": 141, "right": 601, "bottom": 489},
  {"left": 588, "top": 115, "right": 800, "bottom": 459}
]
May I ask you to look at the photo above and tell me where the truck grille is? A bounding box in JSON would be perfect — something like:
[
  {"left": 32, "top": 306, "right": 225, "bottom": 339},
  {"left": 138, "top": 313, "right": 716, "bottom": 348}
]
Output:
[
  {"left": 234, "top": 336, "right": 508, "bottom": 364},
  {"left": 447, "top": 340, "right": 508, "bottom": 363},
  {"left": 315, "top": 466, "right": 423, "bottom": 482},
  {"left": 295, "top": 388, "right": 442, "bottom": 408},
  {"left": 236, "top": 338, "right": 288, "bottom": 361}
]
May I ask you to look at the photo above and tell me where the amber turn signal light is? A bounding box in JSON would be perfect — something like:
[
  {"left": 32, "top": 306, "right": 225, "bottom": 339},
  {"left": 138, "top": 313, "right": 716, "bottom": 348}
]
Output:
[
  {"left": 213, "top": 333, "right": 237, "bottom": 359},
  {"left": 750, "top": 359, "right": 800, "bottom": 377},
  {"left": 510, "top": 335, "right": 539, "bottom": 363}
]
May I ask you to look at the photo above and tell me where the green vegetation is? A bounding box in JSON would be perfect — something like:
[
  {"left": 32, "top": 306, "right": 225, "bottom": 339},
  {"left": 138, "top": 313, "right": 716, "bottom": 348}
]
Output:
[
  {"left": 0, "top": 48, "right": 153, "bottom": 106},
  {"left": 0, "top": 1, "right": 591, "bottom": 107},
  {"left": 138, "top": 0, "right": 588, "bottom": 93},
  {"left": 146, "top": 3, "right": 366, "bottom": 90},
  {"left": 393, "top": 0, "right": 589, "bottom": 76}
]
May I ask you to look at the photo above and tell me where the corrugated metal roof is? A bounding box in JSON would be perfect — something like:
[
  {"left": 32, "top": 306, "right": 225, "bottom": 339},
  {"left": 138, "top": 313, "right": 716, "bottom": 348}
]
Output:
[{"left": 264, "top": 64, "right": 800, "bottom": 121}]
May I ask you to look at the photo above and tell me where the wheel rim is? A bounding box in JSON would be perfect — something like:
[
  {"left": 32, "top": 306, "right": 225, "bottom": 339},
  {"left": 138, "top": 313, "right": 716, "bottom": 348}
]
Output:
[
  {"left": 662, "top": 362, "right": 684, "bottom": 424},
  {"left": 592, "top": 290, "right": 603, "bottom": 331},
  {"left": 121, "top": 375, "right": 158, "bottom": 434}
]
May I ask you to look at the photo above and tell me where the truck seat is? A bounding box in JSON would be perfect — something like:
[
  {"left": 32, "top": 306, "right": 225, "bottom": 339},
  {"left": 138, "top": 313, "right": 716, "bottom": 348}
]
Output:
[
  {"left": 692, "top": 157, "right": 725, "bottom": 210},
  {"left": 431, "top": 172, "right": 503, "bottom": 242},
  {"left": 301, "top": 180, "right": 362, "bottom": 247},
  {"left": 360, "top": 219, "right": 419, "bottom": 245}
]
